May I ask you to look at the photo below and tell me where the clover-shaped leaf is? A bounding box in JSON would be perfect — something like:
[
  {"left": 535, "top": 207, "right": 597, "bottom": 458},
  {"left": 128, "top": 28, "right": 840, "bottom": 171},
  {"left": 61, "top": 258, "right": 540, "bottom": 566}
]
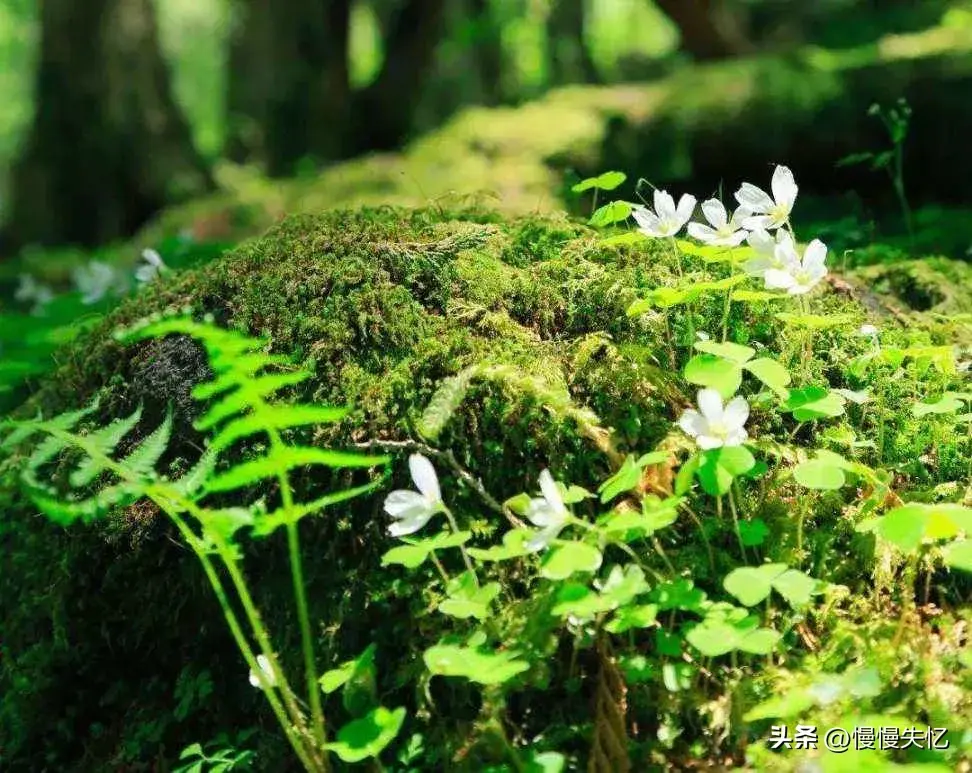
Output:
[
  {"left": 319, "top": 643, "right": 377, "bottom": 695},
  {"left": 598, "top": 451, "right": 668, "bottom": 503},
  {"left": 589, "top": 200, "right": 634, "bottom": 227},
  {"left": 466, "top": 528, "right": 534, "bottom": 562},
  {"left": 684, "top": 354, "right": 742, "bottom": 399},
  {"left": 423, "top": 643, "right": 529, "bottom": 685},
  {"left": 784, "top": 386, "right": 846, "bottom": 421},
  {"left": 438, "top": 573, "right": 501, "bottom": 620},
  {"left": 871, "top": 503, "right": 972, "bottom": 555},
  {"left": 571, "top": 171, "right": 626, "bottom": 193},
  {"left": 605, "top": 603, "right": 658, "bottom": 634},
  {"left": 943, "top": 540, "right": 972, "bottom": 572},
  {"left": 381, "top": 531, "right": 472, "bottom": 569},
  {"left": 723, "top": 564, "right": 819, "bottom": 608},
  {"left": 540, "top": 541, "right": 603, "bottom": 580},
  {"left": 687, "top": 614, "right": 780, "bottom": 657},
  {"left": 697, "top": 446, "right": 756, "bottom": 496},
  {"left": 324, "top": 706, "right": 406, "bottom": 763}
]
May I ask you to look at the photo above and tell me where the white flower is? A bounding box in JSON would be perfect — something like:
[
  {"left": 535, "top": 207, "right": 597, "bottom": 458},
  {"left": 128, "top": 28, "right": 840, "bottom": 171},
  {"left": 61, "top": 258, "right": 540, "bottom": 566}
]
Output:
[
  {"left": 72, "top": 261, "right": 121, "bottom": 305},
  {"left": 249, "top": 654, "right": 277, "bottom": 688},
  {"left": 14, "top": 274, "right": 54, "bottom": 314},
  {"left": 524, "top": 469, "right": 570, "bottom": 552},
  {"left": 735, "top": 165, "right": 798, "bottom": 231},
  {"left": 764, "top": 238, "right": 828, "bottom": 295},
  {"left": 678, "top": 388, "right": 749, "bottom": 450},
  {"left": 383, "top": 454, "right": 442, "bottom": 537},
  {"left": 857, "top": 324, "right": 879, "bottom": 337},
  {"left": 135, "top": 248, "right": 168, "bottom": 285},
  {"left": 632, "top": 190, "right": 697, "bottom": 238},
  {"left": 742, "top": 228, "right": 794, "bottom": 277},
  {"left": 687, "top": 199, "right": 751, "bottom": 246}
]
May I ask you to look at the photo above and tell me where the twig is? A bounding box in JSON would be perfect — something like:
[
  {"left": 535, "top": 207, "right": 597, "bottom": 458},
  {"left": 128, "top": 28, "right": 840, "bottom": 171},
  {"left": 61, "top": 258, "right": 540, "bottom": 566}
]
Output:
[{"left": 352, "top": 438, "right": 525, "bottom": 528}]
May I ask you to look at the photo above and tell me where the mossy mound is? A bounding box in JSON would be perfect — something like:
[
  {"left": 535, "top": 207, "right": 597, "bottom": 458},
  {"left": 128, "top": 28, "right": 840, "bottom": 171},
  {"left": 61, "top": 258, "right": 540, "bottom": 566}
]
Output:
[{"left": 2, "top": 206, "right": 970, "bottom": 770}]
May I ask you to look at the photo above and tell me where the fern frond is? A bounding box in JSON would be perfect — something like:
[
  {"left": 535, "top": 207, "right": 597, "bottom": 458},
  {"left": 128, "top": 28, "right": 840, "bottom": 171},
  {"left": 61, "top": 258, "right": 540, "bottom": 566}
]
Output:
[
  {"left": 121, "top": 410, "right": 173, "bottom": 477},
  {"left": 205, "top": 447, "right": 389, "bottom": 495},
  {"left": 70, "top": 406, "right": 144, "bottom": 487}
]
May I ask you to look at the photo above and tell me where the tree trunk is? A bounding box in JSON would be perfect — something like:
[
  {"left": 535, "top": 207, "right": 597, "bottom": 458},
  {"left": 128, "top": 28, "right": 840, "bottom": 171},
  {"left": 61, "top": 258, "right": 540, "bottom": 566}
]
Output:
[
  {"left": 653, "top": 0, "right": 751, "bottom": 61},
  {"left": 546, "top": 0, "right": 599, "bottom": 85},
  {"left": 226, "top": 0, "right": 352, "bottom": 175},
  {"left": 349, "top": 0, "right": 449, "bottom": 153},
  {"left": 2, "top": 0, "right": 212, "bottom": 251},
  {"left": 469, "top": 0, "right": 505, "bottom": 105}
]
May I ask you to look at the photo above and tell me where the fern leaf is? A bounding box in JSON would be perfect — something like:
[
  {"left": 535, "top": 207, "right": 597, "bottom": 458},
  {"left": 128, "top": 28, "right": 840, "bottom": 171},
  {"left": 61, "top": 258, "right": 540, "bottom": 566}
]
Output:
[
  {"left": 205, "top": 446, "right": 390, "bottom": 494},
  {"left": 192, "top": 353, "right": 292, "bottom": 400},
  {"left": 70, "top": 406, "right": 143, "bottom": 487},
  {"left": 210, "top": 405, "right": 348, "bottom": 453},
  {"left": 1, "top": 422, "right": 41, "bottom": 451},
  {"left": 416, "top": 368, "right": 476, "bottom": 441},
  {"left": 171, "top": 446, "right": 220, "bottom": 500},
  {"left": 29, "top": 480, "right": 144, "bottom": 526},
  {"left": 194, "top": 371, "right": 313, "bottom": 431},
  {"left": 121, "top": 411, "right": 173, "bottom": 477},
  {"left": 252, "top": 476, "right": 388, "bottom": 537}
]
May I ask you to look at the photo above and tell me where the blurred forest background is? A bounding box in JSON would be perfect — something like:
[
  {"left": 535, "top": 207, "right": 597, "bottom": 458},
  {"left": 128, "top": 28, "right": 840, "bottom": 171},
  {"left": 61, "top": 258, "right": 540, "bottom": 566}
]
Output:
[{"left": 0, "top": 0, "right": 970, "bottom": 255}]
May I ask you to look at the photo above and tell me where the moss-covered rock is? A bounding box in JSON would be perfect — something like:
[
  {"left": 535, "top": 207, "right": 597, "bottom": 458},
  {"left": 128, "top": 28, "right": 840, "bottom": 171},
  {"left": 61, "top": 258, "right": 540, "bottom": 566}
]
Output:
[{"left": 2, "top": 206, "right": 970, "bottom": 770}]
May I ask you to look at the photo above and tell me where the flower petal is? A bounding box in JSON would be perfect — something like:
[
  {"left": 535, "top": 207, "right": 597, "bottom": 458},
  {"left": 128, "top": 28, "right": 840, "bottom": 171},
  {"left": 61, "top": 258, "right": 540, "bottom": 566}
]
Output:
[
  {"left": 729, "top": 205, "right": 752, "bottom": 228},
  {"left": 526, "top": 499, "right": 559, "bottom": 528},
  {"left": 383, "top": 489, "right": 429, "bottom": 518},
  {"left": 678, "top": 409, "right": 708, "bottom": 438},
  {"left": 696, "top": 434, "right": 725, "bottom": 450},
  {"left": 735, "top": 183, "right": 774, "bottom": 213},
  {"left": 771, "top": 165, "right": 798, "bottom": 209},
  {"left": 746, "top": 228, "right": 775, "bottom": 255},
  {"left": 409, "top": 453, "right": 441, "bottom": 503},
  {"left": 538, "top": 468, "right": 565, "bottom": 513},
  {"left": 525, "top": 524, "right": 562, "bottom": 553},
  {"left": 701, "top": 199, "right": 728, "bottom": 229},
  {"left": 741, "top": 214, "right": 776, "bottom": 231},
  {"left": 697, "top": 388, "right": 724, "bottom": 423},
  {"left": 723, "top": 396, "right": 750, "bottom": 431},
  {"left": 633, "top": 209, "right": 664, "bottom": 237},
  {"left": 723, "top": 428, "right": 748, "bottom": 447},
  {"left": 687, "top": 222, "right": 718, "bottom": 243},
  {"left": 764, "top": 268, "right": 797, "bottom": 290},
  {"left": 654, "top": 190, "right": 677, "bottom": 219},
  {"left": 802, "top": 239, "right": 828, "bottom": 271},
  {"left": 388, "top": 511, "right": 434, "bottom": 537},
  {"left": 675, "top": 193, "right": 698, "bottom": 225}
]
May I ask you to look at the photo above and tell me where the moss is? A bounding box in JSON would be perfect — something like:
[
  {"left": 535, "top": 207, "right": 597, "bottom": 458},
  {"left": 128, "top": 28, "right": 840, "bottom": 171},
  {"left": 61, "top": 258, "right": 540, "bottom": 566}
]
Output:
[{"left": 3, "top": 205, "right": 971, "bottom": 769}]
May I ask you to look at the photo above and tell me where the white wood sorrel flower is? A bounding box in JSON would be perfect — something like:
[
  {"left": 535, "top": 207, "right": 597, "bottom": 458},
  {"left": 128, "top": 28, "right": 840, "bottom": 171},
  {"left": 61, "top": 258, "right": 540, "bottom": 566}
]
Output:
[
  {"left": 249, "top": 654, "right": 277, "bottom": 689},
  {"left": 687, "top": 199, "right": 751, "bottom": 247},
  {"left": 383, "top": 454, "right": 442, "bottom": 537},
  {"left": 742, "top": 228, "right": 794, "bottom": 278},
  {"left": 135, "top": 248, "right": 168, "bottom": 285},
  {"left": 632, "top": 190, "right": 697, "bottom": 238},
  {"left": 764, "top": 237, "right": 828, "bottom": 295},
  {"left": 679, "top": 388, "right": 750, "bottom": 450},
  {"left": 735, "top": 164, "right": 798, "bottom": 231},
  {"left": 525, "top": 469, "right": 570, "bottom": 552}
]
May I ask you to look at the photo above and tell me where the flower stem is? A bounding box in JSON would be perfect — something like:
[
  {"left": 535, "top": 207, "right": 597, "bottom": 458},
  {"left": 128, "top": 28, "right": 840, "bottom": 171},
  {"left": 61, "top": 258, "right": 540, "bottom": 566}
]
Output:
[
  {"left": 441, "top": 504, "right": 477, "bottom": 580},
  {"left": 727, "top": 485, "right": 747, "bottom": 563}
]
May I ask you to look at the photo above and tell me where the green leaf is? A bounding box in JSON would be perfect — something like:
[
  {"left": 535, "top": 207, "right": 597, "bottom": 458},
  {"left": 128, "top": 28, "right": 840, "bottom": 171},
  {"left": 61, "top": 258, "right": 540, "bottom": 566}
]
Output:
[
  {"left": 693, "top": 341, "right": 755, "bottom": 365},
  {"left": 438, "top": 573, "right": 501, "bottom": 620},
  {"left": 121, "top": 411, "right": 174, "bottom": 478},
  {"left": 210, "top": 405, "right": 348, "bottom": 452},
  {"left": 525, "top": 751, "right": 566, "bottom": 773},
  {"left": 731, "top": 289, "right": 788, "bottom": 302},
  {"left": 381, "top": 531, "right": 471, "bottom": 570},
  {"left": 551, "top": 583, "right": 610, "bottom": 621},
  {"left": 319, "top": 644, "right": 377, "bottom": 695},
  {"left": 912, "top": 392, "right": 969, "bottom": 418},
  {"left": 723, "top": 564, "right": 785, "bottom": 607},
  {"left": 416, "top": 369, "right": 474, "bottom": 441},
  {"left": 597, "top": 452, "right": 667, "bottom": 503},
  {"left": 571, "top": 171, "right": 626, "bottom": 192},
  {"left": 684, "top": 355, "right": 743, "bottom": 399},
  {"left": 588, "top": 200, "right": 633, "bottom": 227},
  {"left": 605, "top": 603, "right": 658, "bottom": 634},
  {"left": 874, "top": 503, "right": 972, "bottom": 554},
  {"left": 739, "top": 518, "right": 769, "bottom": 546},
  {"left": 540, "top": 541, "right": 603, "bottom": 580},
  {"left": 697, "top": 446, "right": 755, "bottom": 496},
  {"left": 204, "top": 446, "right": 388, "bottom": 493},
  {"left": 743, "top": 358, "right": 791, "bottom": 396},
  {"left": 674, "top": 453, "right": 699, "bottom": 495},
  {"left": 597, "top": 564, "right": 650, "bottom": 607},
  {"left": 601, "top": 232, "right": 647, "bottom": 248},
  {"left": 70, "top": 406, "right": 144, "bottom": 487},
  {"left": 423, "top": 643, "right": 529, "bottom": 685},
  {"left": 466, "top": 528, "right": 533, "bottom": 562},
  {"left": 179, "top": 743, "right": 204, "bottom": 760},
  {"left": 770, "top": 568, "right": 819, "bottom": 607},
  {"left": 943, "top": 540, "right": 972, "bottom": 572},
  {"left": 784, "top": 386, "right": 846, "bottom": 421},
  {"left": 793, "top": 458, "right": 846, "bottom": 490},
  {"left": 324, "top": 706, "right": 406, "bottom": 763}
]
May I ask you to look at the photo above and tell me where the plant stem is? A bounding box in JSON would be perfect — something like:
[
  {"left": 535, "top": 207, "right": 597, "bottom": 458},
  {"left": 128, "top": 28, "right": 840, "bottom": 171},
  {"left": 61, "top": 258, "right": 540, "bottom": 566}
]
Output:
[
  {"left": 441, "top": 503, "right": 477, "bottom": 580},
  {"left": 267, "top": 425, "right": 329, "bottom": 766},
  {"left": 727, "top": 485, "right": 747, "bottom": 563}
]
